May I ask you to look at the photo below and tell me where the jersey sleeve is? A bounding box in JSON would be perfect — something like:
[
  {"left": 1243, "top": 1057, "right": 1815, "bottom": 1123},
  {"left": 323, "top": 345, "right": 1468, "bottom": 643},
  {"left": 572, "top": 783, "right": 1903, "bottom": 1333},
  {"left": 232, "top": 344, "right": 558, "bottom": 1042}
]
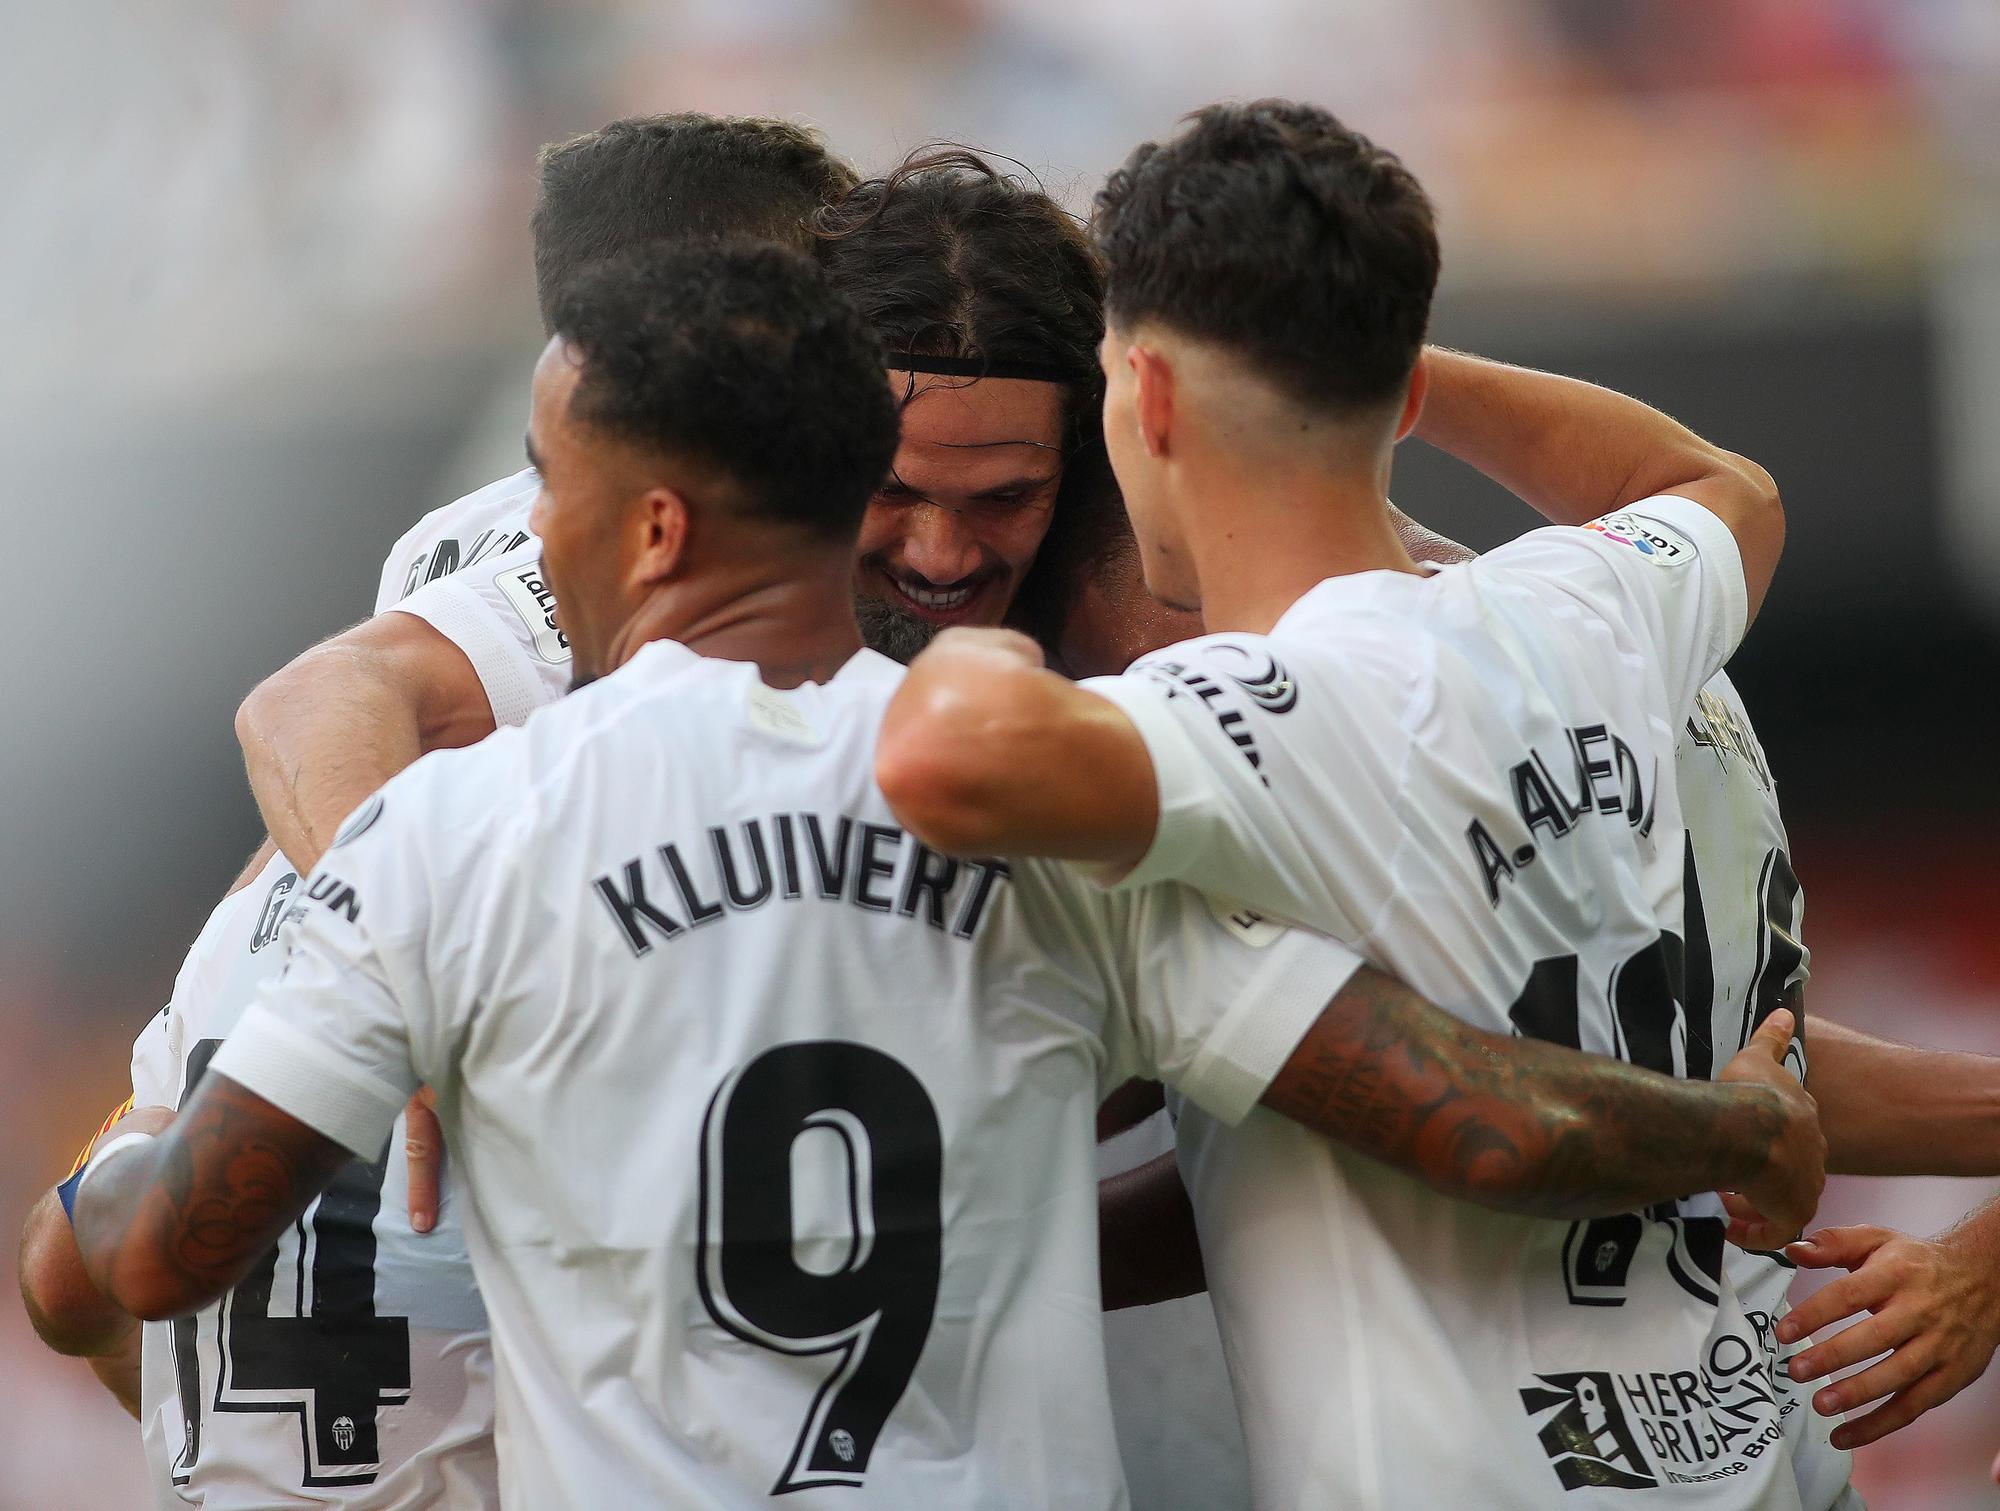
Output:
[
  {"left": 1492, "top": 494, "right": 1749, "bottom": 723},
  {"left": 210, "top": 796, "right": 438, "bottom": 1160},
  {"left": 388, "top": 541, "right": 571, "bottom": 730},
  {"left": 373, "top": 520, "right": 423, "bottom": 613},
  {"left": 1081, "top": 654, "right": 1296, "bottom": 900},
  {"left": 1112, "top": 885, "right": 1363, "bottom": 1126},
  {"left": 1075, "top": 638, "right": 1391, "bottom": 940},
  {"left": 127, "top": 1003, "right": 180, "bottom": 1107}
]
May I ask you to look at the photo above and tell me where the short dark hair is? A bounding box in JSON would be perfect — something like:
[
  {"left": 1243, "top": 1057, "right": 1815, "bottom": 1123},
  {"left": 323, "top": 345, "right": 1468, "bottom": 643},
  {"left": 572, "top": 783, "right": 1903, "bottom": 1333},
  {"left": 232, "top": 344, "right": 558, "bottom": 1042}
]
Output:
[
  {"left": 549, "top": 244, "right": 899, "bottom": 544},
  {"left": 532, "top": 114, "right": 857, "bottom": 331},
  {"left": 814, "top": 146, "right": 1121, "bottom": 643},
  {"left": 1094, "top": 100, "right": 1439, "bottom": 415}
]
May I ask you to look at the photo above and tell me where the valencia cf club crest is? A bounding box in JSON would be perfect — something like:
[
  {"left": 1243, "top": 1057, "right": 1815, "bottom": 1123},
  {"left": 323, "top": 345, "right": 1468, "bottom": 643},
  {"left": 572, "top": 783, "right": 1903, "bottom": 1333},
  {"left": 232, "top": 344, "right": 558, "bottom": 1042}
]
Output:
[{"left": 1520, "top": 1372, "right": 1659, "bottom": 1491}]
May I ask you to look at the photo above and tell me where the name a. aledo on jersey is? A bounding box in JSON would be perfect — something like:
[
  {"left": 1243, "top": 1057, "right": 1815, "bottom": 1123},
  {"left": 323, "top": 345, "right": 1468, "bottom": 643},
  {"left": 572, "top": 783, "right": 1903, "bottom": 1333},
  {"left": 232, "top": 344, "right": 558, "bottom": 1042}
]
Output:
[
  {"left": 1466, "top": 722, "right": 1658, "bottom": 906},
  {"left": 592, "top": 812, "right": 1013, "bottom": 957}
]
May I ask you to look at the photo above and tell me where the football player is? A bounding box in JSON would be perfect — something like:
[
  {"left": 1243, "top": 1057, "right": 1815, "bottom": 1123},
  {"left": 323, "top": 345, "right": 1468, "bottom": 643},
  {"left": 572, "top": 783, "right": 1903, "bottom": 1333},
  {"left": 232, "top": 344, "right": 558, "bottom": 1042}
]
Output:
[
  {"left": 878, "top": 100, "right": 1815, "bottom": 1506},
  {"left": 68, "top": 242, "right": 1816, "bottom": 1511},
  {"left": 20, "top": 113, "right": 862, "bottom": 1508}
]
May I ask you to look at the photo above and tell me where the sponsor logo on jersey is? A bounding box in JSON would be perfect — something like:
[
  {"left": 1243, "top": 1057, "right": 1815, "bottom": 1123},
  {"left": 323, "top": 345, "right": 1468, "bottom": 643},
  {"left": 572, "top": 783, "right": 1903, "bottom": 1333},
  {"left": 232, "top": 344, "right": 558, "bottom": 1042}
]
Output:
[
  {"left": 497, "top": 561, "right": 572, "bottom": 664},
  {"left": 1518, "top": 1316, "right": 1804, "bottom": 1493},
  {"left": 1134, "top": 641, "right": 1297, "bottom": 788},
  {"left": 1582, "top": 513, "right": 1697, "bottom": 567},
  {"left": 1204, "top": 643, "right": 1298, "bottom": 714},
  {"left": 250, "top": 870, "right": 299, "bottom": 952},
  {"left": 1521, "top": 1372, "right": 1658, "bottom": 1490},
  {"left": 306, "top": 873, "right": 361, "bottom": 924}
]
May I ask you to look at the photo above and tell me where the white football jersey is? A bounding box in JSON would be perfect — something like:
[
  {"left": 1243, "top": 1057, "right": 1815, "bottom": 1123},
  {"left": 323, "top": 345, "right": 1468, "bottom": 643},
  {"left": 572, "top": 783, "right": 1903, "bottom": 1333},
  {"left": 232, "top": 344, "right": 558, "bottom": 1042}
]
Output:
[
  {"left": 212, "top": 641, "right": 1362, "bottom": 1511},
  {"left": 388, "top": 539, "right": 571, "bottom": 730},
  {"left": 371, "top": 468, "right": 570, "bottom": 731},
  {"left": 127, "top": 853, "right": 496, "bottom": 1508},
  {"left": 372, "top": 470, "right": 541, "bottom": 614},
  {"left": 1678, "top": 674, "right": 1851, "bottom": 1511},
  {"left": 1088, "top": 495, "right": 1807, "bottom": 1507}
]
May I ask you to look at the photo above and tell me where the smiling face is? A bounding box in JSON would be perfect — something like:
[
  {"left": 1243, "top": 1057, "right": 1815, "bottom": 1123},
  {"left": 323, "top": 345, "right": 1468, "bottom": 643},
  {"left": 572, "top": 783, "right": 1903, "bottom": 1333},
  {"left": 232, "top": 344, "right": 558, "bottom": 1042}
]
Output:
[{"left": 851, "top": 372, "right": 1066, "bottom": 659}]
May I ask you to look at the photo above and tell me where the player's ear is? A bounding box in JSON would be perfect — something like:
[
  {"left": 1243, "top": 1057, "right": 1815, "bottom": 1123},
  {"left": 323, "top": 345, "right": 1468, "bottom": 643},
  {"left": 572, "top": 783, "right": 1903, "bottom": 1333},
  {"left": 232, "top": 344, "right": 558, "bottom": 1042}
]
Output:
[
  {"left": 1393, "top": 350, "right": 1429, "bottom": 443},
  {"left": 633, "top": 487, "right": 691, "bottom": 586},
  {"left": 1130, "top": 344, "right": 1175, "bottom": 460}
]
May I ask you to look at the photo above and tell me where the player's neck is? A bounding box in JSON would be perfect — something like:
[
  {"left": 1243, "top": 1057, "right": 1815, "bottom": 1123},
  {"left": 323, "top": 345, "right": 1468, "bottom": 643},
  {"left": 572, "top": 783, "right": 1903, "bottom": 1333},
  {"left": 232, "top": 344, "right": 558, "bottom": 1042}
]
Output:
[
  {"left": 1183, "top": 465, "right": 1423, "bottom": 635},
  {"left": 612, "top": 557, "right": 864, "bottom": 689}
]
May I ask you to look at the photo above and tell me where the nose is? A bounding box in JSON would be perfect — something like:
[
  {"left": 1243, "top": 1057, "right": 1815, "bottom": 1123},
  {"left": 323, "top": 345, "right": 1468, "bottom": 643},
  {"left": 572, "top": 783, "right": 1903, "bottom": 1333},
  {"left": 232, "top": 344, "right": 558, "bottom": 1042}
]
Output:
[{"left": 893, "top": 501, "right": 984, "bottom": 586}]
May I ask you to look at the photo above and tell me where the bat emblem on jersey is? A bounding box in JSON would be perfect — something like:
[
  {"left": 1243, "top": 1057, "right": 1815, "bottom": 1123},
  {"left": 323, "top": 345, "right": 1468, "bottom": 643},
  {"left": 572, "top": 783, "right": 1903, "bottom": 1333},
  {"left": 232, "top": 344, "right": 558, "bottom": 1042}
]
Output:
[{"left": 332, "top": 1417, "right": 357, "bottom": 1452}]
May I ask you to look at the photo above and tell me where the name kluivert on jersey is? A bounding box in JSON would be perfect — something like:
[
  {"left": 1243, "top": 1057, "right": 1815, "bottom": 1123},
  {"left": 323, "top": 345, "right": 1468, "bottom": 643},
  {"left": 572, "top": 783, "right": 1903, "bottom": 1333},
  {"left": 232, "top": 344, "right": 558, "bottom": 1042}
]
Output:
[{"left": 592, "top": 812, "right": 1012, "bottom": 956}]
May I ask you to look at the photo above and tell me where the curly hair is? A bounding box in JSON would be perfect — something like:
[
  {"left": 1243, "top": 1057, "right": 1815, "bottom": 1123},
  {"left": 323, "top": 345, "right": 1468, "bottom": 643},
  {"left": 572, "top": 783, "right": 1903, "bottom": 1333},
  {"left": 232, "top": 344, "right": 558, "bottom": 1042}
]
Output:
[
  {"left": 1095, "top": 100, "right": 1439, "bottom": 415},
  {"left": 550, "top": 243, "right": 899, "bottom": 544},
  {"left": 533, "top": 114, "right": 858, "bottom": 332},
  {"left": 814, "top": 147, "right": 1126, "bottom": 649}
]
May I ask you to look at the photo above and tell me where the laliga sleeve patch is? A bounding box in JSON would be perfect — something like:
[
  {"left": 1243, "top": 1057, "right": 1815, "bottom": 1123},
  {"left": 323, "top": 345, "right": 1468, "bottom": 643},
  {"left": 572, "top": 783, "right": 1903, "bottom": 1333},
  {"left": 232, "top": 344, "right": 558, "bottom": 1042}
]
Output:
[
  {"left": 1204, "top": 891, "right": 1285, "bottom": 948},
  {"left": 495, "top": 561, "right": 572, "bottom": 663},
  {"left": 1582, "top": 513, "right": 1699, "bottom": 567}
]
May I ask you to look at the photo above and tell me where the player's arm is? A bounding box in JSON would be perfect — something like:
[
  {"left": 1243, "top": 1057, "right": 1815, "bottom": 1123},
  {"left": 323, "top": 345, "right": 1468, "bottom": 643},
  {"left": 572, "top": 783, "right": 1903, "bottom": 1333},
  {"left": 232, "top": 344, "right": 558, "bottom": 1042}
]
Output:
[
  {"left": 1411, "top": 347, "right": 1784, "bottom": 622},
  {"left": 20, "top": 1100, "right": 173, "bottom": 1417},
  {"left": 1103, "top": 978, "right": 1825, "bottom": 1310},
  {"left": 1099, "top": 1152, "right": 1204, "bottom": 1309},
  {"left": 1808, "top": 1017, "right": 2000, "bottom": 1176},
  {"left": 1261, "top": 972, "right": 1821, "bottom": 1240},
  {"left": 72, "top": 1074, "right": 353, "bottom": 1320},
  {"left": 236, "top": 611, "right": 495, "bottom": 875},
  {"left": 19, "top": 1185, "right": 135, "bottom": 1359},
  {"left": 877, "top": 626, "right": 1160, "bottom": 867}
]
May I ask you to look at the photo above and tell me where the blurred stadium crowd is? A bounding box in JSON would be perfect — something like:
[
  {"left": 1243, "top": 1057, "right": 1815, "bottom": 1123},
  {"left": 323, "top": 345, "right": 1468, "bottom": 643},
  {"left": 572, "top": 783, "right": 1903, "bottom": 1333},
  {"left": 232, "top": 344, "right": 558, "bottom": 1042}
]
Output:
[{"left": 3, "top": 1, "right": 1998, "bottom": 1505}]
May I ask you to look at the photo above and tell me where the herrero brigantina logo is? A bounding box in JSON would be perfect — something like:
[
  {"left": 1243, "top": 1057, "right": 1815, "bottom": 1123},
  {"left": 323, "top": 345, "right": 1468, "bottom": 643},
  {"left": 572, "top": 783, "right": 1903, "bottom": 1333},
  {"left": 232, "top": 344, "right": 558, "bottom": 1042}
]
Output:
[{"left": 1520, "top": 1373, "right": 1659, "bottom": 1491}]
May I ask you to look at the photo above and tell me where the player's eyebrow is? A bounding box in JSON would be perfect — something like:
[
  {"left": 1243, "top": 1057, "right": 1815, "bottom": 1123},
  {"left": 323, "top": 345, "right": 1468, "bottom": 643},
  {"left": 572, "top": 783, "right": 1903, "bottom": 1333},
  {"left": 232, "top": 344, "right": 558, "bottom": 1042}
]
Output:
[{"left": 969, "top": 469, "right": 1062, "bottom": 500}]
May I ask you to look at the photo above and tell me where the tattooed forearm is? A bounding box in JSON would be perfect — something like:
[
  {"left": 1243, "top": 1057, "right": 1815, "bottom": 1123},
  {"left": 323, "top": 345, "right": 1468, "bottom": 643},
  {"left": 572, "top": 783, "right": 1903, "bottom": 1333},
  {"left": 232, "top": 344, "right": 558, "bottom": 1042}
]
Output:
[
  {"left": 73, "top": 1074, "right": 351, "bottom": 1320},
  {"left": 1261, "top": 967, "right": 1785, "bottom": 1219}
]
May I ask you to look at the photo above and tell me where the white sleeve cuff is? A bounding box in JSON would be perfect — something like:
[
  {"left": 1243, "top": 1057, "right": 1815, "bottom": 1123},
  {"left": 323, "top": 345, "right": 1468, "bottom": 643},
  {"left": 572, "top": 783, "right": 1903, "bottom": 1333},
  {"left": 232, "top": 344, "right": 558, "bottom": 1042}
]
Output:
[
  {"left": 1075, "top": 675, "right": 1214, "bottom": 892},
  {"left": 1624, "top": 493, "right": 1750, "bottom": 659},
  {"left": 211, "top": 1006, "right": 411, "bottom": 1160},
  {"left": 1173, "top": 934, "right": 1363, "bottom": 1126},
  {"left": 390, "top": 592, "right": 547, "bottom": 731}
]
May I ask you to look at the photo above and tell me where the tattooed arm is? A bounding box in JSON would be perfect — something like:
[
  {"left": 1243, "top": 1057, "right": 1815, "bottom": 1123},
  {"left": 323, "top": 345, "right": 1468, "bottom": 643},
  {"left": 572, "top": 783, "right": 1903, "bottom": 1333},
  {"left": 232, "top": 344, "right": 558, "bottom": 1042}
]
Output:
[
  {"left": 72, "top": 1072, "right": 352, "bottom": 1321},
  {"left": 1262, "top": 967, "right": 1822, "bottom": 1234},
  {"left": 1102, "top": 970, "right": 1824, "bottom": 1309}
]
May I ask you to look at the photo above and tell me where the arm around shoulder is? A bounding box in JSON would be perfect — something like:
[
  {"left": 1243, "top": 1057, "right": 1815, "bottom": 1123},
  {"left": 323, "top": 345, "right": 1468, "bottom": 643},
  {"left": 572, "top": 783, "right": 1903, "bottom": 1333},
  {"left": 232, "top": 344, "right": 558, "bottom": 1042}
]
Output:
[
  {"left": 876, "top": 627, "right": 1160, "bottom": 866},
  {"left": 236, "top": 610, "right": 495, "bottom": 873}
]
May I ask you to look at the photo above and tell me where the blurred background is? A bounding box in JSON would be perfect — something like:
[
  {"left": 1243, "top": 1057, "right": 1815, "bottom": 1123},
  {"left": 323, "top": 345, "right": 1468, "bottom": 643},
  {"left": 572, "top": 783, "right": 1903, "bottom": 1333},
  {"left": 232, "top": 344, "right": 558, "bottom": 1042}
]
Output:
[{"left": 2, "top": 0, "right": 1997, "bottom": 1504}]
